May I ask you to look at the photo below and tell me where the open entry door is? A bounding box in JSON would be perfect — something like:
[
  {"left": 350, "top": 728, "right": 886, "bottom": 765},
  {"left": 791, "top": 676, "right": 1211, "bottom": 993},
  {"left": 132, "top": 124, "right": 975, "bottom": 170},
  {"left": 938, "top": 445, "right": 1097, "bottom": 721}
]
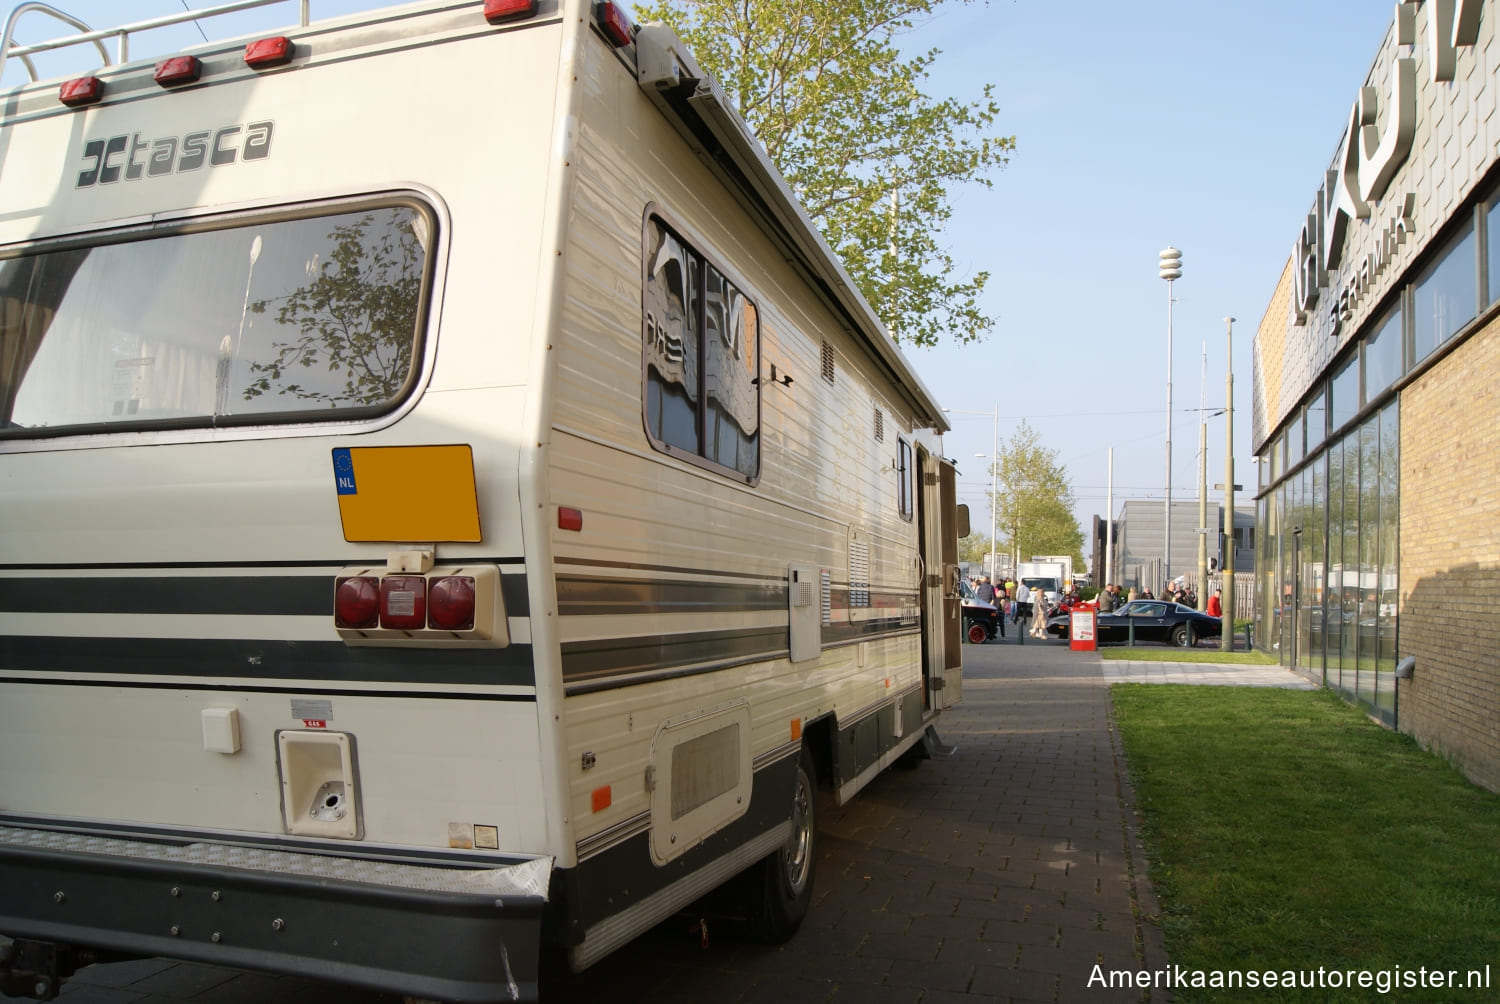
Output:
[{"left": 917, "top": 448, "right": 964, "bottom": 711}]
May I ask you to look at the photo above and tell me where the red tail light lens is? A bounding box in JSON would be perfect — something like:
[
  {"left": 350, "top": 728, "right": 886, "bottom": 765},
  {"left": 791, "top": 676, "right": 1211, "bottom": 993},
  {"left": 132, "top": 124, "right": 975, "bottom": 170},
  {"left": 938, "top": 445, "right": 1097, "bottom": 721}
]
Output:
[
  {"left": 596, "top": 1, "right": 633, "bottom": 47},
  {"left": 154, "top": 55, "right": 203, "bottom": 87},
  {"left": 334, "top": 576, "right": 380, "bottom": 629},
  {"left": 484, "top": 0, "right": 537, "bottom": 23},
  {"left": 59, "top": 76, "right": 104, "bottom": 107},
  {"left": 244, "top": 36, "right": 294, "bottom": 68},
  {"left": 428, "top": 575, "right": 477, "bottom": 631},
  {"left": 380, "top": 575, "right": 427, "bottom": 631}
]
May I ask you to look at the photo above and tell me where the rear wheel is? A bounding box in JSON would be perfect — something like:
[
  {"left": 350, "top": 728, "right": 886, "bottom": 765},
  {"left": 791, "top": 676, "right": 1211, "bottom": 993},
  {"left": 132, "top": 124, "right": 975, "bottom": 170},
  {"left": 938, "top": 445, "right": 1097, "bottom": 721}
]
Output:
[
  {"left": 1171, "top": 625, "right": 1190, "bottom": 647},
  {"left": 747, "top": 746, "right": 817, "bottom": 943},
  {"left": 966, "top": 620, "right": 989, "bottom": 644}
]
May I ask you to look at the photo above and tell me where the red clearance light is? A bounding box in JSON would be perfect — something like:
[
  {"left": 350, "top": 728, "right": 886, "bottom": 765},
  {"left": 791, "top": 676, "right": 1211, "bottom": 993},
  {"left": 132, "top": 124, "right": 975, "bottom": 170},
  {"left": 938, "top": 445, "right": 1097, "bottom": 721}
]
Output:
[
  {"left": 428, "top": 575, "right": 477, "bottom": 631},
  {"left": 333, "top": 576, "right": 380, "bottom": 629},
  {"left": 484, "top": 0, "right": 536, "bottom": 23},
  {"left": 558, "top": 506, "right": 584, "bottom": 532},
  {"left": 154, "top": 55, "right": 202, "bottom": 87},
  {"left": 596, "top": 1, "right": 633, "bottom": 47},
  {"left": 59, "top": 76, "right": 104, "bottom": 107},
  {"left": 244, "top": 36, "right": 294, "bottom": 68},
  {"left": 379, "top": 575, "right": 427, "bottom": 631}
]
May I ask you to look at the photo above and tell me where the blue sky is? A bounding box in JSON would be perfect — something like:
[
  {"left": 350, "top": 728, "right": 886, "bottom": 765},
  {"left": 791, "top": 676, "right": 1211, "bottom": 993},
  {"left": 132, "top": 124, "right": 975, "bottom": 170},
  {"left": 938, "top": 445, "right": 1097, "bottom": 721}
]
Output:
[
  {"left": 898, "top": 1, "right": 1397, "bottom": 533},
  {"left": 3, "top": 0, "right": 1399, "bottom": 544}
]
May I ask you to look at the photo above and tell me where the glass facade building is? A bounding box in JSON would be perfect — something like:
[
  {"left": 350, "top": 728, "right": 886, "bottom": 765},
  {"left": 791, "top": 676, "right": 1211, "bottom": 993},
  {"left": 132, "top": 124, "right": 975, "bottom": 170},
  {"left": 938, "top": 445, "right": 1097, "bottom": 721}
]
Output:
[
  {"left": 1259, "top": 189, "right": 1500, "bottom": 724},
  {"left": 1253, "top": 6, "right": 1500, "bottom": 789}
]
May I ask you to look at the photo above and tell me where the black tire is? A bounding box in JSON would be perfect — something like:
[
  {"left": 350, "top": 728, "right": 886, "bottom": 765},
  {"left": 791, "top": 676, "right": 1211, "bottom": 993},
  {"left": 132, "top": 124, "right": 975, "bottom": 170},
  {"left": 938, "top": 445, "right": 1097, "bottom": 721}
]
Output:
[
  {"left": 1171, "top": 625, "right": 1190, "bottom": 647},
  {"left": 747, "top": 746, "right": 817, "bottom": 943},
  {"left": 966, "top": 620, "right": 988, "bottom": 644}
]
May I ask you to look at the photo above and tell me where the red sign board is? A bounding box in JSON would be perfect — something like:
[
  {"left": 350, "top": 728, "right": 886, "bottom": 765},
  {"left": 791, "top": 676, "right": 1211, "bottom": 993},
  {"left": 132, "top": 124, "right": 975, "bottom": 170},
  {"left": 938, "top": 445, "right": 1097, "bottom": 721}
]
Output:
[{"left": 1070, "top": 609, "right": 1097, "bottom": 652}]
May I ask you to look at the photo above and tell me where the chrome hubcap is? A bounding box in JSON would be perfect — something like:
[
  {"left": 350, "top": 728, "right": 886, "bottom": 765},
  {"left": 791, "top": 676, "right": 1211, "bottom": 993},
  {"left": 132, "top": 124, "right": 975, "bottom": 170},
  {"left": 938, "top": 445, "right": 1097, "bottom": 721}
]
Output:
[{"left": 783, "top": 767, "right": 812, "bottom": 894}]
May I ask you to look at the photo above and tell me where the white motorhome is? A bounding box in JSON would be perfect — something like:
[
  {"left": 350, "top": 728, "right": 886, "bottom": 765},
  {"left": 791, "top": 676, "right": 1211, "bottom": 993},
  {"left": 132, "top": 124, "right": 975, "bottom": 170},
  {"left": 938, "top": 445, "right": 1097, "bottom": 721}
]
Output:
[{"left": 0, "top": 1, "right": 967, "bottom": 1000}]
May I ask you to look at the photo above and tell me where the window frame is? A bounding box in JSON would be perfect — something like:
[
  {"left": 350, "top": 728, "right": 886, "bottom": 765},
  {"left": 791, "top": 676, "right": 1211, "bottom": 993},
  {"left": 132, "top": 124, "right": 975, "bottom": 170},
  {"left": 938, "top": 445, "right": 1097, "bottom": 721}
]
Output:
[
  {"left": 640, "top": 207, "right": 762, "bottom": 486},
  {"left": 1411, "top": 214, "right": 1477, "bottom": 364}
]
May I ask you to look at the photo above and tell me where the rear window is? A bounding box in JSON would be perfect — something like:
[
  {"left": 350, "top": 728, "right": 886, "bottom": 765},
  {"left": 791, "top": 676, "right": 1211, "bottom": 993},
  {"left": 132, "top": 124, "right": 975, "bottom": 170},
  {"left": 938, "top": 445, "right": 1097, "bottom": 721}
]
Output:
[{"left": 1, "top": 200, "right": 433, "bottom": 438}]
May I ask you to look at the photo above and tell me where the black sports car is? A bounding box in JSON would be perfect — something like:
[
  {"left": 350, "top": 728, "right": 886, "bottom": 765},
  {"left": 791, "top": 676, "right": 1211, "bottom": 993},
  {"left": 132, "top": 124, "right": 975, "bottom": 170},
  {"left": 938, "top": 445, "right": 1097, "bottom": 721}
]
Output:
[
  {"left": 1046, "top": 599, "right": 1221, "bottom": 647},
  {"left": 960, "top": 580, "right": 1000, "bottom": 643}
]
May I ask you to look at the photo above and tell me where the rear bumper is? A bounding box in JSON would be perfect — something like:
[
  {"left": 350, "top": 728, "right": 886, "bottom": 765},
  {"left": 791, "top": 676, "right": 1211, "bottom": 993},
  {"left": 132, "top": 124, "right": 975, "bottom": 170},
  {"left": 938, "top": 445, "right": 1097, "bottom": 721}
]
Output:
[{"left": 0, "top": 824, "right": 550, "bottom": 1003}]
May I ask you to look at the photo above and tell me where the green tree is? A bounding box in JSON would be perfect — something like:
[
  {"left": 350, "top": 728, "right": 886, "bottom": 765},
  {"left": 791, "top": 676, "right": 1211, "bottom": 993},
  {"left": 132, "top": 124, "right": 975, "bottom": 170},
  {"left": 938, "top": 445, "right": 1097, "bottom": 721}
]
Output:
[
  {"left": 992, "top": 420, "right": 1084, "bottom": 567},
  {"left": 635, "top": 0, "right": 1014, "bottom": 347},
  {"left": 958, "top": 532, "right": 993, "bottom": 567}
]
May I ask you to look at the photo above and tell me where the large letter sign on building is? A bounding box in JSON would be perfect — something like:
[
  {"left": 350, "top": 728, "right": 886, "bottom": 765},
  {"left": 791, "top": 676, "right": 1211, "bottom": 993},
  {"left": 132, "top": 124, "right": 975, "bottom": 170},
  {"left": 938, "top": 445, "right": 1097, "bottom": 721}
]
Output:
[{"left": 1291, "top": 0, "right": 1480, "bottom": 338}]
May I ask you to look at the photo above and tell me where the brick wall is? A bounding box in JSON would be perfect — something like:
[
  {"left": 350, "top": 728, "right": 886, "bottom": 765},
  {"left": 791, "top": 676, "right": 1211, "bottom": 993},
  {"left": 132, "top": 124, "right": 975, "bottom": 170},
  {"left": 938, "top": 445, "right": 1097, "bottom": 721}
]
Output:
[
  {"left": 1398, "top": 313, "right": 1500, "bottom": 792},
  {"left": 1252, "top": 258, "right": 1292, "bottom": 453}
]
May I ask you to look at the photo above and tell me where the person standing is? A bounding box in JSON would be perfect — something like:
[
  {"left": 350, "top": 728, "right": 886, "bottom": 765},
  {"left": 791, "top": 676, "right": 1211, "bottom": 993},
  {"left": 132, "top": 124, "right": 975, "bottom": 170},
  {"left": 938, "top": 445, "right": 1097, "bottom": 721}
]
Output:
[
  {"left": 1098, "top": 583, "right": 1116, "bottom": 613},
  {"left": 975, "top": 576, "right": 997, "bottom": 605},
  {"left": 1207, "top": 587, "right": 1223, "bottom": 619},
  {"left": 1029, "top": 591, "right": 1051, "bottom": 639}
]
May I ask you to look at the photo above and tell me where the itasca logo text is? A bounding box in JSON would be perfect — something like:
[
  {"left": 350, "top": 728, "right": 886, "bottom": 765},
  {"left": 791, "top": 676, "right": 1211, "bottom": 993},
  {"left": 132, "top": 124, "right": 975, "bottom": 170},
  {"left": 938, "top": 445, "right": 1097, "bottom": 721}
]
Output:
[{"left": 74, "top": 120, "right": 273, "bottom": 188}]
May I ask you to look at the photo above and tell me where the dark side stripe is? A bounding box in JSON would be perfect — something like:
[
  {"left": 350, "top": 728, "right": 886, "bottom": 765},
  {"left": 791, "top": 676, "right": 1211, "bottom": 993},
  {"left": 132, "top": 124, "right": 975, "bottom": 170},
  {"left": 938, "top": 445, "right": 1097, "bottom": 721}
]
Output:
[
  {"left": 560, "top": 621, "right": 920, "bottom": 695},
  {"left": 0, "top": 635, "right": 536, "bottom": 688},
  {"left": 0, "top": 572, "right": 531, "bottom": 618},
  {"left": 556, "top": 574, "right": 783, "bottom": 616}
]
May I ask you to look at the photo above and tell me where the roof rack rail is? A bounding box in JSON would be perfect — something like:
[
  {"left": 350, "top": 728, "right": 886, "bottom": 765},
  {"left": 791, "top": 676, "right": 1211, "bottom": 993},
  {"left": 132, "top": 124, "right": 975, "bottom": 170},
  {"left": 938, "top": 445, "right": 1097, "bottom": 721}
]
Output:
[{"left": 2, "top": 0, "right": 310, "bottom": 83}]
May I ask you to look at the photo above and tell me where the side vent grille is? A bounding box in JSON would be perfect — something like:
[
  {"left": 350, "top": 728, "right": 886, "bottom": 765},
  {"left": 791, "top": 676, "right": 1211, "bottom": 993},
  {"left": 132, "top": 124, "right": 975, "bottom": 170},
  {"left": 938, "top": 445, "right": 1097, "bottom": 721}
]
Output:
[
  {"left": 821, "top": 341, "right": 835, "bottom": 384},
  {"left": 874, "top": 407, "right": 884, "bottom": 442},
  {"left": 849, "top": 540, "right": 870, "bottom": 608}
]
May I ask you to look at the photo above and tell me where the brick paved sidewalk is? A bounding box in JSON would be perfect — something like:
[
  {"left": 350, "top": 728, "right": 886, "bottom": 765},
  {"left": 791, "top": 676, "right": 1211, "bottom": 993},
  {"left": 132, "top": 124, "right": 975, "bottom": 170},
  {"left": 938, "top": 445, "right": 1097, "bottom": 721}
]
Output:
[{"left": 547, "top": 638, "right": 1171, "bottom": 1003}]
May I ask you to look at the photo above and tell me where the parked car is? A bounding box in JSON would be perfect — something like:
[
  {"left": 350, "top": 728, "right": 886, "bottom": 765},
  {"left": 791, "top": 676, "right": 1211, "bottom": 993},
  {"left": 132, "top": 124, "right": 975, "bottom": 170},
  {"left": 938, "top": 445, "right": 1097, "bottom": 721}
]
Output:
[
  {"left": 960, "top": 579, "right": 1000, "bottom": 643},
  {"left": 1046, "top": 599, "right": 1220, "bottom": 647}
]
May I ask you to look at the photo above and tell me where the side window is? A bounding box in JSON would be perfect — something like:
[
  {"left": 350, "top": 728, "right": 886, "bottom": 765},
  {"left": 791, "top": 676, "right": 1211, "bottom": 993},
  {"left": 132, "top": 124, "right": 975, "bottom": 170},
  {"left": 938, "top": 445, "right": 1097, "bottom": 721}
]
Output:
[
  {"left": 643, "top": 215, "right": 760, "bottom": 482},
  {"left": 897, "top": 437, "right": 914, "bottom": 520}
]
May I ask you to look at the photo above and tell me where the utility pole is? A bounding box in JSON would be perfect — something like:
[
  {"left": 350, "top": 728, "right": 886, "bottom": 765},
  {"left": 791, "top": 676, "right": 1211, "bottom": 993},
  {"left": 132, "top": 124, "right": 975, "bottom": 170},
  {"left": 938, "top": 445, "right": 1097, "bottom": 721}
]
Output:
[
  {"left": 1221, "top": 316, "right": 1236, "bottom": 651},
  {"left": 1105, "top": 448, "right": 1114, "bottom": 589},
  {"left": 1197, "top": 342, "right": 1208, "bottom": 610}
]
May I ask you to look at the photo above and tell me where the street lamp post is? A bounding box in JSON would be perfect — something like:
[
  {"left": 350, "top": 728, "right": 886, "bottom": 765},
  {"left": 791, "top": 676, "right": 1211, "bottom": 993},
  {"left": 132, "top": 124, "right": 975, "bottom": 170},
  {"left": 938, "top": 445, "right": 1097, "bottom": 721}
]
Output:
[{"left": 1159, "top": 247, "right": 1182, "bottom": 594}]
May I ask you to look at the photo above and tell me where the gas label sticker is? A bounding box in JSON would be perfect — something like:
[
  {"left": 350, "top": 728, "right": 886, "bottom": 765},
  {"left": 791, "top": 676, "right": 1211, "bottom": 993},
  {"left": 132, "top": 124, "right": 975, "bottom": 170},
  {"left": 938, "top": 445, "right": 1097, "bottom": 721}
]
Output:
[
  {"left": 333, "top": 449, "right": 358, "bottom": 496},
  {"left": 291, "top": 698, "right": 332, "bottom": 721}
]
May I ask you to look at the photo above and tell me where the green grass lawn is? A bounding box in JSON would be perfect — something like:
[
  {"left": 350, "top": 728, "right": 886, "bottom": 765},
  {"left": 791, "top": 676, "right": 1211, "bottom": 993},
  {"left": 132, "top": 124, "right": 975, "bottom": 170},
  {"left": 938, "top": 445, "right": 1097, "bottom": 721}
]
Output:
[{"left": 1112, "top": 685, "right": 1500, "bottom": 1002}]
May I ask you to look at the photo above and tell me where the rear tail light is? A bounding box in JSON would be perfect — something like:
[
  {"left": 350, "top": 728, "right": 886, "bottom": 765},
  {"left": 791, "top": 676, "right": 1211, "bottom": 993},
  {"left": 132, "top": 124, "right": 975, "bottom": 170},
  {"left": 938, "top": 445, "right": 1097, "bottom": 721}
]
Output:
[
  {"left": 379, "top": 575, "right": 427, "bottom": 631},
  {"left": 428, "top": 575, "right": 477, "bottom": 631},
  {"left": 244, "top": 36, "right": 294, "bottom": 68},
  {"left": 596, "top": 1, "right": 633, "bottom": 47},
  {"left": 154, "top": 55, "right": 203, "bottom": 87},
  {"left": 334, "top": 564, "right": 507, "bottom": 647},
  {"left": 333, "top": 576, "right": 379, "bottom": 629},
  {"left": 59, "top": 76, "right": 104, "bottom": 107},
  {"left": 484, "top": 0, "right": 537, "bottom": 23}
]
